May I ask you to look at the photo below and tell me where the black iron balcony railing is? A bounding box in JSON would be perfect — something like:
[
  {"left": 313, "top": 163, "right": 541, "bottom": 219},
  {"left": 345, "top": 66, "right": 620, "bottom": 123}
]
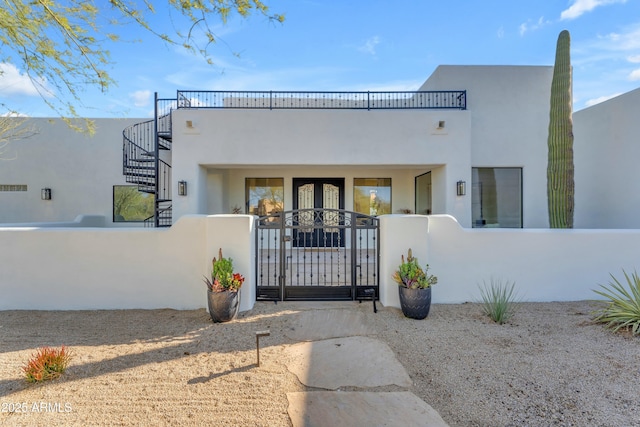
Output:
[{"left": 175, "top": 90, "right": 466, "bottom": 110}]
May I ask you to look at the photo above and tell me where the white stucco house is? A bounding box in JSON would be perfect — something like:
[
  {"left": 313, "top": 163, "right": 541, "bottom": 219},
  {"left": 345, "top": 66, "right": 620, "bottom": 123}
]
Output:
[
  {"left": 1, "top": 65, "right": 639, "bottom": 311},
  {"left": 3, "top": 65, "right": 638, "bottom": 230}
]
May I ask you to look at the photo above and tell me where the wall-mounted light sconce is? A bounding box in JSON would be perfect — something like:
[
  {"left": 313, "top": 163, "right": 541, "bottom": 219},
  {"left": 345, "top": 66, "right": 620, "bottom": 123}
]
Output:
[
  {"left": 41, "top": 188, "right": 52, "bottom": 200},
  {"left": 437, "top": 120, "right": 446, "bottom": 129},
  {"left": 186, "top": 120, "right": 193, "bottom": 128},
  {"left": 456, "top": 180, "right": 466, "bottom": 196},
  {"left": 178, "top": 180, "right": 187, "bottom": 196}
]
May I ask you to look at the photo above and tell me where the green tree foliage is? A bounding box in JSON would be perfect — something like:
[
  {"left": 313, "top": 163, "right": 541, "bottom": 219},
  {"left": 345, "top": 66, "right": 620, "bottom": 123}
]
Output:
[
  {"left": 0, "top": 116, "right": 37, "bottom": 158},
  {"left": 0, "top": 1, "right": 284, "bottom": 131},
  {"left": 113, "top": 186, "right": 154, "bottom": 221},
  {"left": 547, "top": 30, "right": 575, "bottom": 228}
]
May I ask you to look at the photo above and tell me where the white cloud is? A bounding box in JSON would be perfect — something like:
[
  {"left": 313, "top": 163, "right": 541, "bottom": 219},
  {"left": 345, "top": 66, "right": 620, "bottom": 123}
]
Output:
[
  {"left": 358, "top": 36, "right": 381, "bottom": 56},
  {"left": 585, "top": 92, "right": 623, "bottom": 106},
  {"left": 0, "top": 63, "right": 43, "bottom": 96},
  {"left": 597, "top": 25, "right": 640, "bottom": 51},
  {"left": 129, "top": 90, "right": 152, "bottom": 107},
  {"left": 561, "top": 0, "right": 627, "bottom": 20},
  {"left": 572, "top": 24, "right": 640, "bottom": 66},
  {"left": 519, "top": 17, "right": 550, "bottom": 36},
  {"left": 1, "top": 110, "right": 29, "bottom": 117},
  {"left": 629, "top": 68, "right": 640, "bottom": 80},
  {"left": 497, "top": 26, "right": 505, "bottom": 39}
]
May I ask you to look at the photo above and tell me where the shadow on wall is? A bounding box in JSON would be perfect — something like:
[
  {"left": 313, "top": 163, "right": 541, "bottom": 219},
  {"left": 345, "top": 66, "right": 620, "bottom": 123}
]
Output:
[{"left": 0, "top": 215, "right": 106, "bottom": 228}]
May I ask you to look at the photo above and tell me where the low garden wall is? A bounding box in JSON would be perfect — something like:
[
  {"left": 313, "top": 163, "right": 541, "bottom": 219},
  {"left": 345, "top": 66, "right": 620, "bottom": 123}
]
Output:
[
  {"left": 0, "top": 214, "right": 637, "bottom": 312},
  {"left": 381, "top": 215, "right": 640, "bottom": 306},
  {"left": 0, "top": 215, "right": 255, "bottom": 312}
]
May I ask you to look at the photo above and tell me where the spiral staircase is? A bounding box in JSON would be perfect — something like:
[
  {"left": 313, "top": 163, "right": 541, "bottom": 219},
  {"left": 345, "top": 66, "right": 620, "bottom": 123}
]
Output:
[{"left": 122, "top": 94, "right": 175, "bottom": 227}]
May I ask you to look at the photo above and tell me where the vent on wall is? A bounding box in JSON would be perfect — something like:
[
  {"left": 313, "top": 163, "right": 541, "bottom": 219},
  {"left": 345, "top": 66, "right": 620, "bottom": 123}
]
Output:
[{"left": 0, "top": 184, "right": 27, "bottom": 191}]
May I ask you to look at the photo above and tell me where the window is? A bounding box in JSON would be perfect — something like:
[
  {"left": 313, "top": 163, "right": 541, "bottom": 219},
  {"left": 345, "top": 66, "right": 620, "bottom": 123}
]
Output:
[
  {"left": 472, "top": 168, "right": 522, "bottom": 228},
  {"left": 113, "top": 186, "right": 155, "bottom": 222},
  {"left": 246, "top": 178, "right": 284, "bottom": 216},
  {"left": 415, "top": 172, "right": 432, "bottom": 215},
  {"left": 0, "top": 184, "right": 27, "bottom": 191},
  {"left": 354, "top": 178, "right": 391, "bottom": 216}
]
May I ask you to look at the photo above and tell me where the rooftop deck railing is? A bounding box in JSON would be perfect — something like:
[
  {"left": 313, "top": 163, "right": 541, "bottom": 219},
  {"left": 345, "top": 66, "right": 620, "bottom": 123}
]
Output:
[{"left": 175, "top": 90, "right": 466, "bottom": 110}]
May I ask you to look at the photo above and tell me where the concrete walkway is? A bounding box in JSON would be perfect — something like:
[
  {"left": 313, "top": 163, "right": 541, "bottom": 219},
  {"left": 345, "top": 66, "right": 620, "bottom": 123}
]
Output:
[{"left": 281, "top": 304, "right": 449, "bottom": 427}]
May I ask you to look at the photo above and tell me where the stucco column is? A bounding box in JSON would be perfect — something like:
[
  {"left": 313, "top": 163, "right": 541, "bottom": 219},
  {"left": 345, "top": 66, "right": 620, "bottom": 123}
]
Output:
[
  {"left": 205, "top": 214, "right": 256, "bottom": 312},
  {"left": 379, "top": 214, "right": 430, "bottom": 308}
]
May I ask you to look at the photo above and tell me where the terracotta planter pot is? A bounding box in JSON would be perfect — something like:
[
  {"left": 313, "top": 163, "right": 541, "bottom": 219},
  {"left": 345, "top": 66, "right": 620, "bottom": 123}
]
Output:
[
  {"left": 398, "top": 286, "right": 432, "bottom": 319},
  {"left": 207, "top": 289, "right": 240, "bottom": 323}
]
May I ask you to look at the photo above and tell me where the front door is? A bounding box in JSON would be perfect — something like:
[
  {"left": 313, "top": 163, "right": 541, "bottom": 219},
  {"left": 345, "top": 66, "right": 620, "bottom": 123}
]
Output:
[{"left": 292, "top": 178, "right": 345, "bottom": 247}]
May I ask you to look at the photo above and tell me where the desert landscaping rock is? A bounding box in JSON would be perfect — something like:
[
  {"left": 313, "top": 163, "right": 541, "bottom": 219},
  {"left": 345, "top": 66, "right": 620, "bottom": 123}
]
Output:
[
  {"left": 284, "top": 308, "right": 376, "bottom": 341},
  {"left": 287, "top": 391, "right": 449, "bottom": 427},
  {"left": 283, "top": 336, "right": 412, "bottom": 390}
]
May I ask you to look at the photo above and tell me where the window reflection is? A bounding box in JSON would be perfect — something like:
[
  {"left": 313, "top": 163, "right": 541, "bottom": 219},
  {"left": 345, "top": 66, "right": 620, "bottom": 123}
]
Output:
[
  {"left": 354, "top": 178, "right": 391, "bottom": 216},
  {"left": 246, "top": 178, "right": 284, "bottom": 222},
  {"left": 113, "top": 185, "right": 154, "bottom": 222},
  {"left": 472, "top": 168, "right": 522, "bottom": 228}
]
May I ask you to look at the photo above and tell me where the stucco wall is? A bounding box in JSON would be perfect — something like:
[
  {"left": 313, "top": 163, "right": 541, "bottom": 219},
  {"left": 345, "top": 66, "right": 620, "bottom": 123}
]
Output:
[
  {"left": 0, "top": 215, "right": 255, "bottom": 312},
  {"left": 381, "top": 214, "right": 640, "bottom": 306},
  {"left": 171, "top": 107, "right": 472, "bottom": 225},
  {"left": 420, "top": 66, "right": 554, "bottom": 228},
  {"left": 573, "top": 88, "right": 640, "bottom": 228},
  {"left": 0, "top": 118, "right": 142, "bottom": 226},
  {"left": 1, "top": 214, "right": 636, "bottom": 312}
]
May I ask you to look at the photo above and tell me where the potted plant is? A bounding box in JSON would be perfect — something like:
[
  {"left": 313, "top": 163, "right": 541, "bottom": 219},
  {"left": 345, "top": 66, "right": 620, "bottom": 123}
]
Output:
[
  {"left": 392, "top": 248, "right": 437, "bottom": 319},
  {"left": 203, "top": 248, "right": 245, "bottom": 323}
]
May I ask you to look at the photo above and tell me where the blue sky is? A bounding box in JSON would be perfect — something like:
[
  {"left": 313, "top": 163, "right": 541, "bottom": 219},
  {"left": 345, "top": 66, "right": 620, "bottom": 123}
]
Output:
[{"left": 1, "top": 0, "right": 640, "bottom": 118}]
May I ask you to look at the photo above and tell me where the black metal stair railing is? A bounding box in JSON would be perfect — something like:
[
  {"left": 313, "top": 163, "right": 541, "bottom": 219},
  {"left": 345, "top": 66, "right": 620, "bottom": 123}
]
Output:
[
  {"left": 122, "top": 96, "right": 175, "bottom": 227},
  {"left": 175, "top": 90, "right": 467, "bottom": 110},
  {"left": 122, "top": 119, "right": 155, "bottom": 187}
]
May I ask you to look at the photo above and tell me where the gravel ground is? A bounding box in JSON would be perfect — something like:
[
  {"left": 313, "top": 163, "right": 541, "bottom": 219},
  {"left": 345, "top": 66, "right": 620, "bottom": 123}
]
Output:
[
  {"left": 0, "top": 300, "right": 639, "bottom": 426},
  {"left": 376, "top": 301, "right": 640, "bottom": 426}
]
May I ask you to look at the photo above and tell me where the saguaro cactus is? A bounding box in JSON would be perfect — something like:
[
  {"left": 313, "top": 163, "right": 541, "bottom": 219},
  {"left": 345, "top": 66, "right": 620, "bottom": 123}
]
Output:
[{"left": 547, "top": 30, "right": 575, "bottom": 228}]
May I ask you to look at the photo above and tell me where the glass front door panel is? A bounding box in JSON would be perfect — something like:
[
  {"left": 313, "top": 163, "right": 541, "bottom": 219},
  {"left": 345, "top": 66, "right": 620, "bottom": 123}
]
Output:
[{"left": 292, "top": 178, "right": 345, "bottom": 247}]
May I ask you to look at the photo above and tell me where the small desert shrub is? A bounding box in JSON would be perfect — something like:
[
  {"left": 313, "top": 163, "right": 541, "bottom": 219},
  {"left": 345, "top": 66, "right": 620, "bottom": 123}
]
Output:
[
  {"left": 592, "top": 270, "right": 640, "bottom": 336},
  {"left": 478, "top": 278, "right": 520, "bottom": 324},
  {"left": 22, "top": 346, "right": 72, "bottom": 383}
]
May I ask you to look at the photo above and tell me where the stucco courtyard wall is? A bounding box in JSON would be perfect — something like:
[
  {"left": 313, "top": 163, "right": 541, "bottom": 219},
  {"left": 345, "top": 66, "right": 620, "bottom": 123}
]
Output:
[
  {"left": 0, "top": 215, "right": 256, "bottom": 312},
  {"left": 1, "top": 214, "right": 637, "bottom": 311},
  {"left": 380, "top": 214, "right": 640, "bottom": 307}
]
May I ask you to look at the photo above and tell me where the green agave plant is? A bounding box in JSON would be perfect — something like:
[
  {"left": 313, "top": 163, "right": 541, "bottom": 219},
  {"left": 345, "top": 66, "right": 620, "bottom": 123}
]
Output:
[
  {"left": 478, "top": 278, "right": 520, "bottom": 324},
  {"left": 592, "top": 270, "right": 640, "bottom": 336}
]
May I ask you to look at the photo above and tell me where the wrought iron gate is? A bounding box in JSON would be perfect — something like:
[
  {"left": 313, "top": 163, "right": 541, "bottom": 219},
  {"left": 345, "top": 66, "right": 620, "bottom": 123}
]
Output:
[{"left": 255, "top": 209, "right": 379, "bottom": 301}]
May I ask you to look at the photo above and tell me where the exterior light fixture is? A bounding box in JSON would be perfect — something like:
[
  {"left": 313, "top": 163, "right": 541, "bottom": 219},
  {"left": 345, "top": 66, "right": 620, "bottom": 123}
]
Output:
[
  {"left": 255, "top": 330, "right": 270, "bottom": 367},
  {"left": 178, "top": 180, "right": 187, "bottom": 196},
  {"left": 41, "top": 188, "right": 52, "bottom": 200},
  {"left": 456, "top": 181, "right": 466, "bottom": 196},
  {"left": 437, "top": 120, "right": 445, "bottom": 129},
  {"left": 186, "top": 120, "right": 193, "bottom": 128}
]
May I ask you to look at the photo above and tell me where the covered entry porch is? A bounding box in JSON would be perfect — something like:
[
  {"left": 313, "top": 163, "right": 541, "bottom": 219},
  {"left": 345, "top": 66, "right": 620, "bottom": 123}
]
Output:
[{"left": 200, "top": 165, "right": 452, "bottom": 220}]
